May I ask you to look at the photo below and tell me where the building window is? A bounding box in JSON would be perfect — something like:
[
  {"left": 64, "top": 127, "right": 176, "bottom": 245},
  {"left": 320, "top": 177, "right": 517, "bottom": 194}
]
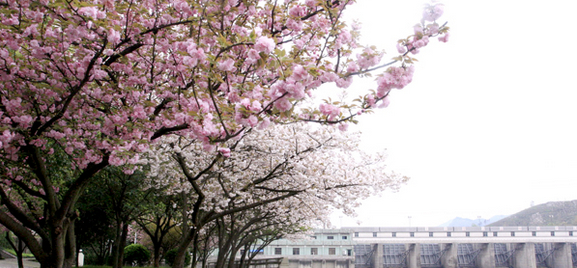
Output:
[
  {"left": 410, "top": 232, "right": 415, "bottom": 237},
  {"left": 493, "top": 232, "right": 498, "bottom": 237},
  {"left": 551, "top": 231, "right": 555, "bottom": 236},
  {"left": 483, "top": 232, "right": 488, "bottom": 237},
  {"left": 372, "top": 232, "right": 377, "bottom": 237},
  {"left": 429, "top": 232, "right": 434, "bottom": 237},
  {"left": 311, "top": 248, "right": 318, "bottom": 255},
  {"left": 570, "top": 231, "right": 573, "bottom": 236},
  {"left": 511, "top": 232, "right": 515, "bottom": 237},
  {"left": 466, "top": 232, "right": 470, "bottom": 237},
  {"left": 311, "top": 235, "right": 317, "bottom": 239},
  {"left": 327, "top": 235, "right": 334, "bottom": 240},
  {"left": 274, "top": 248, "right": 282, "bottom": 255},
  {"left": 342, "top": 235, "right": 348, "bottom": 240},
  {"left": 447, "top": 232, "right": 451, "bottom": 237},
  {"left": 293, "top": 248, "right": 300, "bottom": 255},
  {"left": 329, "top": 248, "right": 336, "bottom": 255},
  {"left": 355, "top": 232, "right": 359, "bottom": 237},
  {"left": 532, "top": 231, "right": 537, "bottom": 237},
  {"left": 392, "top": 232, "right": 396, "bottom": 237}
]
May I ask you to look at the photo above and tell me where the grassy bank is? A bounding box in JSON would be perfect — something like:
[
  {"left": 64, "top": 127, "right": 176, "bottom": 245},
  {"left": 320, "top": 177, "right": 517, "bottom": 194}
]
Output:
[{"left": 2, "top": 248, "right": 35, "bottom": 258}]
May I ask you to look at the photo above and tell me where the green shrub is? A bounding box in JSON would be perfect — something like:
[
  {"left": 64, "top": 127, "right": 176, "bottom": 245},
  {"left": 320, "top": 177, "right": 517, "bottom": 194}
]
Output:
[
  {"left": 83, "top": 253, "right": 108, "bottom": 266},
  {"left": 83, "top": 254, "right": 96, "bottom": 265},
  {"left": 0, "top": 233, "right": 10, "bottom": 249},
  {"left": 164, "top": 248, "right": 190, "bottom": 266},
  {"left": 123, "top": 244, "right": 150, "bottom": 266}
]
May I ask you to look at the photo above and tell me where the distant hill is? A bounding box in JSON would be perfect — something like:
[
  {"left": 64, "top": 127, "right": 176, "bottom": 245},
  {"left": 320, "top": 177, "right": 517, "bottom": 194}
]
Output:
[
  {"left": 490, "top": 200, "right": 577, "bottom": 226},
  {"left": 439, "top": 215, "right": 508, "bottom": 227}
]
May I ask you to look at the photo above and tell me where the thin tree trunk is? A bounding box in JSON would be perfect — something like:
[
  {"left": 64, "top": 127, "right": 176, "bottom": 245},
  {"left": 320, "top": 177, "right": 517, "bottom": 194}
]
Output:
[
  {"left": 214, "top": 219, "right": 228, "bottom": 268},
  {"left": 17, "top": 239, "right": 25, "bottom": 268}
]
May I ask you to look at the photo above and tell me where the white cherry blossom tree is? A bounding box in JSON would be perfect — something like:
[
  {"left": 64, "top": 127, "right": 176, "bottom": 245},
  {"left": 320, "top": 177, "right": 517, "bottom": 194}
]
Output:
[{"left": 144, "top": 123, "right": 407, "bottom": 267}]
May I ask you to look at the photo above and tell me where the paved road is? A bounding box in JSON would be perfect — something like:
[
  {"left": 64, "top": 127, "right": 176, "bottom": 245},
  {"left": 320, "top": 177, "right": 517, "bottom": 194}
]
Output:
[{"left": 0, "top": 258, "right": 40, "bottom": 268}]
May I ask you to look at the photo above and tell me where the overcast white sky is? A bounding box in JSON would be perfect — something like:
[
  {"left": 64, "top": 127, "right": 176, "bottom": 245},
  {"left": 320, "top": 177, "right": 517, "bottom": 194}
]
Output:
[{"left": 331, "top": 0, "right": 577, "bottom": 227}]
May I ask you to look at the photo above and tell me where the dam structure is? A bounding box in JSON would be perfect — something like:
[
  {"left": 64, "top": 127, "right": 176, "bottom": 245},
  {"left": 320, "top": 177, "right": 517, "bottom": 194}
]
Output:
[{"left": 258, "top": 226, "right": 577, "bottom": 268}]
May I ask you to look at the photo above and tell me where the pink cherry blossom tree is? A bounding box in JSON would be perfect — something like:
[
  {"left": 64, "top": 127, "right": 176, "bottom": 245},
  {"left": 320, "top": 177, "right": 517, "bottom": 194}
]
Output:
[{"left": 0, "top": 0, "right": 448, "bottom": 267}]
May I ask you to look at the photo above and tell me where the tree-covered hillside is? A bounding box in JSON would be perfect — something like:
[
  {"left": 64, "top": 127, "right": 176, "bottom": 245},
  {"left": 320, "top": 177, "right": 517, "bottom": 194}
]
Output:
[{"left": 490, "top": 200, "right": 577, "bottom": 226}]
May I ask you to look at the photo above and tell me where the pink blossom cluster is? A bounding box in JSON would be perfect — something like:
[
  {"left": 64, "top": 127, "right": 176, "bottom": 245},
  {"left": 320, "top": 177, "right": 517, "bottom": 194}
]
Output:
[
  {"left": 398, "top": 28, "right": 430, "bottom": 55},
  {"left": 0, "top": 130, "right": 15, "bottom": 153},
  {"left": 396, "top": 2, "right": 449, "bottom": 55},
  {"left": 218, "top": 147, "right": 231, "bottom": 158},
  {"left": 254, "top": 36, "right": 276, "bottom": 54},
  {"left": 356, "top": 47, "right": 383, "bottom": 70},
  {"left": 439, "top": 32, "right": 450, "bottom": 43},
  {"left": 376, "top": 65, "right": 416, "bottom": 98},
  {"left": 319, "top": 104, "right": 341, "bottom": 121},
  {"left": 423, "top": 3, "right": 444, "bottom": 22},
  {"left": 235, "top": 98, "right": 263, "bottom": 127}
]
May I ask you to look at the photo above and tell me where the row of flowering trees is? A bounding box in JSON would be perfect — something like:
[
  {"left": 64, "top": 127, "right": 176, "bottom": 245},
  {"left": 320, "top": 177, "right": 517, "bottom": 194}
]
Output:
[
  {"left": 74, "top": 123, "right": 406, "bottom": 267},
  {"left": 0, "top": 0, "right": 448, "bottom": 267}
]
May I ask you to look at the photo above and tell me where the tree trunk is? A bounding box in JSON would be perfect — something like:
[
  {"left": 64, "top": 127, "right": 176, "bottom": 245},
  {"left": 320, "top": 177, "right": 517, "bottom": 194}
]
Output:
[
  {"left": 110, "top": 236, "right": 120, "bottom": 267},
  {"left": 37, "top": 222, "right": 66, "bottom": 268},
  {"left": 172, "top": 228, "right": 194, "bottom": 268},
  {"left": 119, "top": 223, "right": 129, "bottom": 266},
  {"left": 153, "top": 242, "right": 161, "bottom": 267},
  {"left": 63, "top": 222, "right": 76, "bottom": 268},
  {"left": 40, "top": 254, "right": 63, "bottom": 268},
  {"left": 111, "top": 221, "right": 129, "bottom": 268},
  {"left": 16, "top": 239, "right": 25, "bottom": 268},
  {"left": 174, "top": 190, "right": 192, "bottom": 268},
  {"left": 214, "top": 220, "right": 227, "bottom": 268}
]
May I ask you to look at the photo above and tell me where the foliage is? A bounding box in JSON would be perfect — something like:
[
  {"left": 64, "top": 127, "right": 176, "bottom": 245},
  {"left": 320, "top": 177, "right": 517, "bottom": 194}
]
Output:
[
  {"left": 90, "top": 167, "right": 153, "bottom": 268},
  {"left": 135, "top": 191, "right": 182, "bottom": 267},
  {"left": 164, "top": 249, "right": 190, "bottom": 267},
  {"left": 76, "top": 182, "right": 116, "bottom": 266},
  {"left": 76, "top": 165, "right": 148, "bottom": 268},
  {"left": 0, "top": 232, "right": 10, "bottom": 249},
  {"left": 83, "top": 254, "right": 108, "bottom": 266},
  {"left": 123, "top": 244, "right": 151, "bottom": 267}
]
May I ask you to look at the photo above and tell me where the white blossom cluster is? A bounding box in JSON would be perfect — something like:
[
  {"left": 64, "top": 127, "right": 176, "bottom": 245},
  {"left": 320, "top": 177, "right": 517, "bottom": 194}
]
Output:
[{"left": 143, "top": 123, "right": 408, "bottom": 225}]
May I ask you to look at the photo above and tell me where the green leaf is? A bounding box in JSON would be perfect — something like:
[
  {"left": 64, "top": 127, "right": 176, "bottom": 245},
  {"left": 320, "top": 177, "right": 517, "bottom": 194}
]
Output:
[{"left": 217, "top": 34, "right": 229, "bottom": 47}]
